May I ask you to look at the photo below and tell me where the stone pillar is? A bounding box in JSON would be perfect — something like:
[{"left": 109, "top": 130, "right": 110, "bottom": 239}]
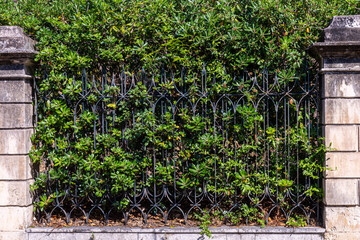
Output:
[
  {"left": 310, "top": 15, "right": 360, "bottom": 240},
  {"left": 0, "top": 26, "right": 36, "bottom": 240}
]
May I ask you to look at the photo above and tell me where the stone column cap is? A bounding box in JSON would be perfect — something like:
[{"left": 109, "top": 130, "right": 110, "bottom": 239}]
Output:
[
  {"left": 324, "top": 15, "right": 360, "bottom": 42},
  {"left": 0, "top": 26, "right": 38, "bottom": 63},
  {"left": 308, "top": 15, "right": 360, "bottom": 59},
  {"left": 309, "top": 41, "right": 360, "bottom": 58}
]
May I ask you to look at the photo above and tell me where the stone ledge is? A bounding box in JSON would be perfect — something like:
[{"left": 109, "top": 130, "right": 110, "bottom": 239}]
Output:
[
  {"left": 26, "top": 227, "right": 325, "bottom": 240},
  {"left": 320, "top": 68, "right": 360, "bottom": 73},
  {"left": 26, "top": 226, "right": 326, "bottom": 234},
  {"left": 0, "top": 74, "right": 33, "bottom": 80},
  {"left": 309, "top": 42, "right": 360, "bottom": 59}
]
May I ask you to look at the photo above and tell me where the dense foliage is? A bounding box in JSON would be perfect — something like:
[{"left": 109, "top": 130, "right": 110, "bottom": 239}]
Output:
[
  {"left": 1, "top": 0, "right": 359, "bottom": 73},
  {"left": 0, "top": 0, "right": 359, "bottom": 233}
]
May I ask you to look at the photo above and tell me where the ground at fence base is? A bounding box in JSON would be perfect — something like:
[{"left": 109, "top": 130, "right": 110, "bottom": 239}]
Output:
[
  {"left": 30, "top": 213, "right": 318, "bottom": 229},
  {"left": 26, "top": 226, "right": 325, "bottom": 240}
]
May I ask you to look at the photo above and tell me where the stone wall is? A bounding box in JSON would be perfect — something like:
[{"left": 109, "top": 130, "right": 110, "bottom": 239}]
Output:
[
  {"left": 1, "top": 15, "right": 360, "bottom": 240},
  {"left": 0, "top": 26, "right": 36, "bottom": 240},
  {"left": 310, "top": 15, "right": 360, "bottom": 240}
]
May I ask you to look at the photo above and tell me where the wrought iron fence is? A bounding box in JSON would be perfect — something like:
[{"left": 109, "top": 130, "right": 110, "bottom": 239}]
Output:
[{"left": 32, "top": 65, "right": 322, "bottom": 227}]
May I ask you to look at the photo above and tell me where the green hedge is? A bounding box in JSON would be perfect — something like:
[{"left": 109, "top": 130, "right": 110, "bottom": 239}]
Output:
[{"left": 1, "top": 0, "right": 359, "bottom": 73}]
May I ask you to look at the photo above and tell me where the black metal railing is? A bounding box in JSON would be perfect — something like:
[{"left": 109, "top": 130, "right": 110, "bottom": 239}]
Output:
[{"left": 32, "top": 65, "right": 322, "bottom": 227}]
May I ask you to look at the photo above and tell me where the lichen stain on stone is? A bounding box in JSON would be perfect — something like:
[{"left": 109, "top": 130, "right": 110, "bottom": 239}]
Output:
[{"left": 339, "top": 80, "right": 356, "bottom": 97}]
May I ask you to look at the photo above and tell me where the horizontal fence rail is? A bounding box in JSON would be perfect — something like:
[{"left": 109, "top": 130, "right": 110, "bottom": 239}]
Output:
[{"left": 32, "top": 66, "right": 321, "bottom": 227}]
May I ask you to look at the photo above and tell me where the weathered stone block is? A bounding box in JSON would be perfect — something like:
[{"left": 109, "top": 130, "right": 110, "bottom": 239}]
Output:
[
  {"left": 0, "top": 64, "right": 34, "bottom": 77},
  {"left": 322, "top": 74, "right": 360, "bottom": 98},
  {"left": 324, "top": 232, "right": 360, "bottom": 240},
  {"left": 157, "top": 233, "right": 211, "bottom": 240},
  {"left": 27, "top": 234, "right": 85, "bottom": 240},
  {"left": 0, "top": 80, "right": 32, "bottom": 103},
  {"left": 225, "top": 234, "right": 241, "bottom": 240},
  {"left": 0, "top": 231, "right": 25, "bottom": 240},
  {"left": 324, "top": 206, "right": 360, "bottom": 233},
  {"left": 0, "top": 206, "right": 32, "bottom": 231},
  {"left": 326, "top": 152, "right": 360, "bottom": 178},
  {"left": 0, "top": 156, "right": 31, "bottom": 180},
  {"left": 240, "top": 236, "right": 255, "bottom": 240},
  {"left": 0, "top": 129, "right": 33, "bottom": 154},
  {"left": 324, "top": 125, "right": 358, "bottom": 151},
  {"left": 256, "top": 234, "right": 322, "bottom": 240},
  {"left": 138, "top": 233, "right": 156, "bottom": 240},
  {"left": 324, "top": 57, "right": 360, "bottom": 69},
  {"left": 0, "top": 104, "right": 32, "bottom": 128},
  {"left": 0, "top": 180, "right": 32, "bottom": 206},
  {"left": 324, "top": 179, "right": 359, "bottom": 205},
  {"left": 323, "top": 99, "right": 360, "bottom": 124}
]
